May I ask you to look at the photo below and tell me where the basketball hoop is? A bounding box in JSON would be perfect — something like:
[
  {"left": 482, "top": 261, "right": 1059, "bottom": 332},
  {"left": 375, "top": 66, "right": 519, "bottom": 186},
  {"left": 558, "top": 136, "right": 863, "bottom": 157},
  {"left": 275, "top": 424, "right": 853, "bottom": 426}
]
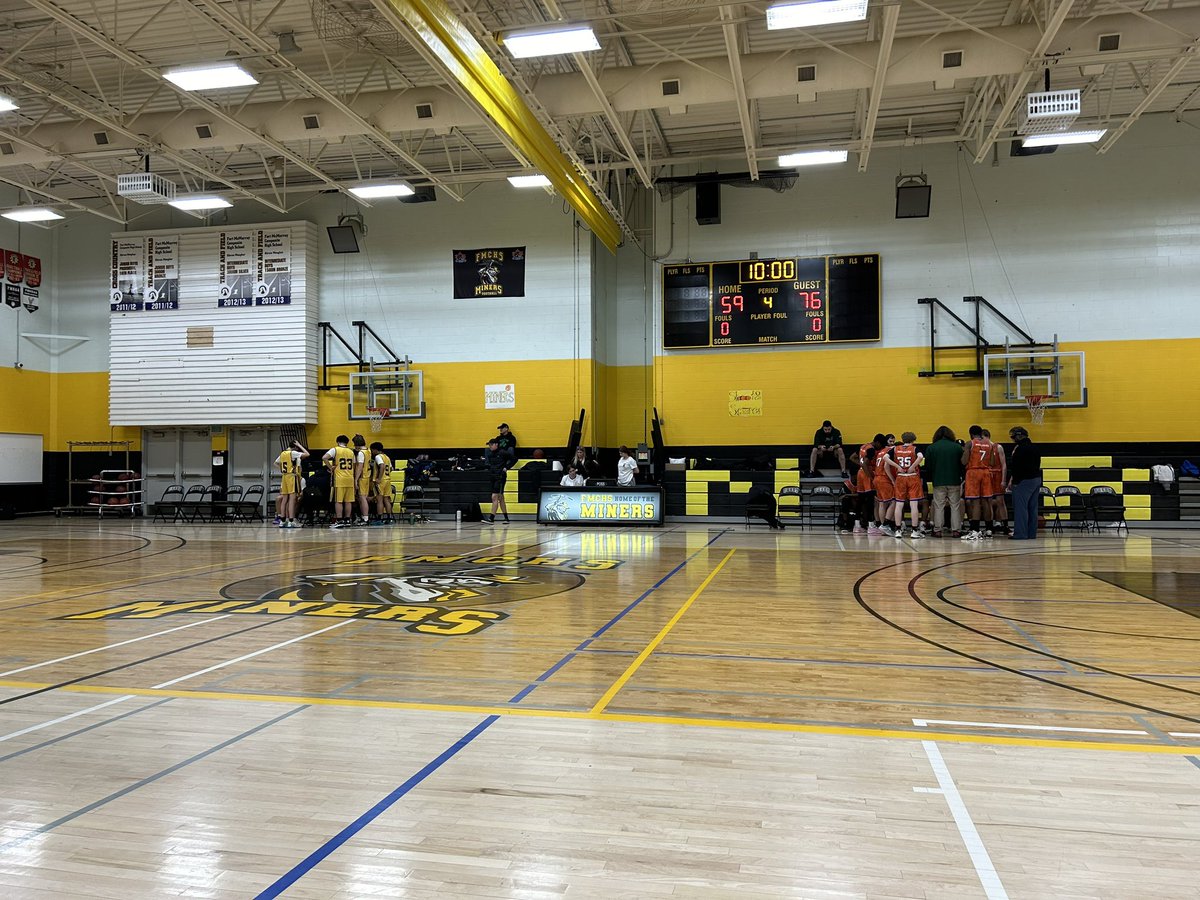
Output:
[
  {"left": 367, "top": 406, "right": 391, "bottom": 433},
  {"left": 1024, "top": 394, "right": 1046, "bottom": 425}
]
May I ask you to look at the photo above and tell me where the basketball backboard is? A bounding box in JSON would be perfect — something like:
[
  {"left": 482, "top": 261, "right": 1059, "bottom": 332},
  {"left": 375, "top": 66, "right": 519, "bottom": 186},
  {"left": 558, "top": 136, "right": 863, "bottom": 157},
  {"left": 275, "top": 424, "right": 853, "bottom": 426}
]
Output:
[
  {"left": 348, "top": 369, "right": 425, "bottom": 419},
  {"left": 982, "top": 350, "right": 1086, "bottom": 409}
]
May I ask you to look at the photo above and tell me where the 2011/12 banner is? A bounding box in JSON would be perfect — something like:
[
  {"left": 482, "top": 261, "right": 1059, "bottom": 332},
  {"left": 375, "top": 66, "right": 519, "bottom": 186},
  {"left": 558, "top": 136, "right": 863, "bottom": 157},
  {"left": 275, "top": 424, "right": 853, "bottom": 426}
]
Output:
[
  {"left": 110, "top": 237, "right": 145, "bottom": 311},
  {"left": 145, "top": 236, "right": 179, "bottom": 310},
  {"left": 453, "top": 247, "right": 525, "bottom": 299}
]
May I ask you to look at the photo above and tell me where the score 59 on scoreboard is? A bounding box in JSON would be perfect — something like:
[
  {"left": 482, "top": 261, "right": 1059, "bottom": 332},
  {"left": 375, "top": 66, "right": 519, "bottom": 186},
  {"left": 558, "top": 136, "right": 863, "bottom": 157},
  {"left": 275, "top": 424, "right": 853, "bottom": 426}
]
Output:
[{"left": 662, "top": 254, "right": 881, "bottom": 349}]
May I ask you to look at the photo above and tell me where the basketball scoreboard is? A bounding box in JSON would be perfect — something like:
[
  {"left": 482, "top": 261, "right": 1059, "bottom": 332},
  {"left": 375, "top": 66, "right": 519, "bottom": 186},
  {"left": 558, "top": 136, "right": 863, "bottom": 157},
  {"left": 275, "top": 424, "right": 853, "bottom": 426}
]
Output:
[{"left": 662, "top": 254, "right": 881, "bottom": 349}]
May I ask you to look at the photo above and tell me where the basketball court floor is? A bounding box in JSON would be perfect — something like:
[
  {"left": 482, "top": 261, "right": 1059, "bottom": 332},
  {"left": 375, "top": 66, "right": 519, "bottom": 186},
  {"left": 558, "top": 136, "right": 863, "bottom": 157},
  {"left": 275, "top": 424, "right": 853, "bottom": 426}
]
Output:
[{"left": 2, "top": 518, "right": 1200, "bottom": 898}]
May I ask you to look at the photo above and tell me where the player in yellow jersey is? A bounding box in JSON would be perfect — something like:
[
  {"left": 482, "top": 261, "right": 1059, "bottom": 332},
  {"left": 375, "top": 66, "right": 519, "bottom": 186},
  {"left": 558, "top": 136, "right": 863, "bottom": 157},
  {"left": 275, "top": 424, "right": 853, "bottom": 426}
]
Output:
[
  {"left": 322, "top": 435, "right": 356, "bottom": 528},
  {"left": 275, "top": 440, "right": 309, "bottom": 528},
  {"left": 370, "top": 441, "right": 393, "bottom": 523},
  {"left": 352, "top": 434, "right": 371, "bottom": 526}
]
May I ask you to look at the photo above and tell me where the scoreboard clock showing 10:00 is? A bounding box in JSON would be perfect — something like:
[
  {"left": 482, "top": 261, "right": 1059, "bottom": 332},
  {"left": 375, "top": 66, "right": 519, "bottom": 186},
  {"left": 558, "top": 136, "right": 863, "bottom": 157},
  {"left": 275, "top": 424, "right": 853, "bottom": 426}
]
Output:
[{"left": 662, "top": 254, "right": 881, "bottom": 348}]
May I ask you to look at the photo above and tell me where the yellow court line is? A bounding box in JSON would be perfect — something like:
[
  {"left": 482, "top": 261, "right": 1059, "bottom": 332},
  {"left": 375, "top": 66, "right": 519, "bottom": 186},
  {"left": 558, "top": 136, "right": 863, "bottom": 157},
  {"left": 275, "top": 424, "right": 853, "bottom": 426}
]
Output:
[
  {"left": 590, "top": 548, "right": 736, "bottom": 715},
  {"left": 4, "top": 677, "right": 1200, "bottom": 756}
]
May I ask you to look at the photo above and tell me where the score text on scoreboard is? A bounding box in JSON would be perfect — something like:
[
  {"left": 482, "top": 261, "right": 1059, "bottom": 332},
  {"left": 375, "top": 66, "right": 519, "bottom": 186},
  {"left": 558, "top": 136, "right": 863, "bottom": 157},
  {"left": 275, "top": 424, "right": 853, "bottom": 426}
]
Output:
[{"left": 662, "top": 254, "right": 881, "bottom": 349}]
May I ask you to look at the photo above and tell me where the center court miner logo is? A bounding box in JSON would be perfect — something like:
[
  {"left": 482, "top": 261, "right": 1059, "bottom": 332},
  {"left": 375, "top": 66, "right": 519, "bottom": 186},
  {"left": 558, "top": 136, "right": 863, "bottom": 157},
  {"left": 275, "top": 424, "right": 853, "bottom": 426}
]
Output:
[{"left": 60, "top": 553, "right": 621, "bottom": 637}]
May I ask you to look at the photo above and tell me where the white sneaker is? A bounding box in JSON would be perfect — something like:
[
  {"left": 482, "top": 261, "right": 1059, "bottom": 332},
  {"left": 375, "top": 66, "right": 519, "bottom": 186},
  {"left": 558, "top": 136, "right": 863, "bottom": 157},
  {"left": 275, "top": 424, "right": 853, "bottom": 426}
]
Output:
[
  {"left": 893, "top": 528, "right": 903, "bottom": 539},
  {"left": 853, "top": 524, "right": 866, "bottom": 534},
  {"left": 880, "top": 525, "right": 895, "bottom": 537},
  {"left": 960, "top": 530, "right": 977, "bottom": 541}
]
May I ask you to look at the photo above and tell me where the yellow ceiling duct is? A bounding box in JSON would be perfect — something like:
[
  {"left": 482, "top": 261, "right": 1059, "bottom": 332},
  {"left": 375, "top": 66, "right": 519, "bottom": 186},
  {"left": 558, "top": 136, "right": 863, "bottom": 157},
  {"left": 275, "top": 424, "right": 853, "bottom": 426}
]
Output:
[{"left": 377, "top": 0, "right": 622, "bottom": 252}]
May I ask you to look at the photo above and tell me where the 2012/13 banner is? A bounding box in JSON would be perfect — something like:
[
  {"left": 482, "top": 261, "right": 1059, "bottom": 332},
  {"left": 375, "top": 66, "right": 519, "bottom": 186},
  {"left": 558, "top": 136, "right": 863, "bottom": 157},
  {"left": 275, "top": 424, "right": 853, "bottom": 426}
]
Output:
[
  {"left": 218, "top": 231, "right": 254, "bottom": 307},
  {"left": 255, "top": 230, "right": 291, "bottom": 305},
  {"left": 453, "top": 247, "right": 525, "bottom": 299}
]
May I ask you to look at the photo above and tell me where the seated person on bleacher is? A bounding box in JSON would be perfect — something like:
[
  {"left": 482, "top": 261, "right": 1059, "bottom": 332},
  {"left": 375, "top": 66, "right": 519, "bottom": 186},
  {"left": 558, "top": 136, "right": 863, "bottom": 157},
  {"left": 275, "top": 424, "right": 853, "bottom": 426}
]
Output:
[
  {"left": 807, "top": 420, "right": 849, "bottom": 479},
  {"left": 405, "top": 454, "right": 435, "bottom": 486}
]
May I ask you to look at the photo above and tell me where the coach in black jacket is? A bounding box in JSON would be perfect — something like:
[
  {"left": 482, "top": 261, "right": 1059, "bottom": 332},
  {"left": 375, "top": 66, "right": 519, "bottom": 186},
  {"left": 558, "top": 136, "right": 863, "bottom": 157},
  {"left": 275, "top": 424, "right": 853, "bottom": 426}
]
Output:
[{"left": 1007, "top": 427, "right": 1042, "bottom": 540}]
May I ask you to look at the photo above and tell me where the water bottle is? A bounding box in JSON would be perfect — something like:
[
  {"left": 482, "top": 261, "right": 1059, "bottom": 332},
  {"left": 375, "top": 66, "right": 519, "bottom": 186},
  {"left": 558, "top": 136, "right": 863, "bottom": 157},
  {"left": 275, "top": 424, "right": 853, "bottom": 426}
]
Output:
[{"left": 455, "top": 508, "right": 462, "bottom": 525}]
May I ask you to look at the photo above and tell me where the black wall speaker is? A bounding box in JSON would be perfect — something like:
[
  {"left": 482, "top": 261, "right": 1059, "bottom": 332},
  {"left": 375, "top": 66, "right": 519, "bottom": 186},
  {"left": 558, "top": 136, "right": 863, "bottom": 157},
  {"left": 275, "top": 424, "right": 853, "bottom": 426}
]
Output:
[{"left": 695, "top": 182, "right": 720, "bottom": 226}]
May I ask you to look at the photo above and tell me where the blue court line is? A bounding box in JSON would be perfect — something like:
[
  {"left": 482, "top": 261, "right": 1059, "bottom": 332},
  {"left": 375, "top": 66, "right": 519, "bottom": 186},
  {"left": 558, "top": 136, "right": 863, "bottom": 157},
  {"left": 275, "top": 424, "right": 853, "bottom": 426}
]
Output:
[
  {"left": 0, "top": 698, "right": 174, "bottom": 765},
  {"left": 254, "top": 529, "right": 730, "bottom": 897},
  {"left": 254, "top": 715, "right": 499, "bottom": 900},
  {"left": 0, "top": 705, "right": 304, "bottom": 854}
]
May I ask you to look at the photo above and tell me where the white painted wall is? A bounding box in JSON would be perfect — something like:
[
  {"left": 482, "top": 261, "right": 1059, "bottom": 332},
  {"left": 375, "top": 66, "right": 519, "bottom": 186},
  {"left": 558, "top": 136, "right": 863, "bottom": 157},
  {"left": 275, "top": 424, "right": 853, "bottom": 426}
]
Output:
[
  {"left": 652, "top": 117, "right": 1200, "bottom": 351},
  {"left": 52, "top": 182, "right": 590, "bottom": 374}
]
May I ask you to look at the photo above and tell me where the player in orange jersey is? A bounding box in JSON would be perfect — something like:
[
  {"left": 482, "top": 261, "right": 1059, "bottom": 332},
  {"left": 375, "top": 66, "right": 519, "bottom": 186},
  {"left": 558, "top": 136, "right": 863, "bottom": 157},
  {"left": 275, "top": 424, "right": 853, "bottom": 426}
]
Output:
[
  {"left": 891, "top": 432, "right": 925, "bottom": 538},
  {"left": 960, "top": 425, "right": 999, "bottom": 540},
  {"left": 872, "top": 440, "right": 897, "bottom": 535},
  {"left": 851, "top": 434, "right": 886, "bottom": 534},
  {"left": 982, "top": 428, "right": 1008, "bottom": 535}
]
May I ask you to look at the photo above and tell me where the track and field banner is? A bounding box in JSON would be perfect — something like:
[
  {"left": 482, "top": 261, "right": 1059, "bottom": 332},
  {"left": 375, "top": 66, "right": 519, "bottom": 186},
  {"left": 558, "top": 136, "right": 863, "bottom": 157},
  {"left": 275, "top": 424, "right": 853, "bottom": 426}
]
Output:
[
  {"left": 145, "top": 236, "right": 179, "bottom": 310},
  {"left": 453, "top": 247, "right": 525, "bottom": 298},
  {"left": 255, "top": 229, "right": 291, "bottom": 305},
  {"left": 218, "top": 231, "right": 254, "bottom": 307},
  {"left": 110, "top": 237, "right": 145, "bottom": 311},
  {"left": 537, "top": 487, "right": 664, "bottom": 527}
]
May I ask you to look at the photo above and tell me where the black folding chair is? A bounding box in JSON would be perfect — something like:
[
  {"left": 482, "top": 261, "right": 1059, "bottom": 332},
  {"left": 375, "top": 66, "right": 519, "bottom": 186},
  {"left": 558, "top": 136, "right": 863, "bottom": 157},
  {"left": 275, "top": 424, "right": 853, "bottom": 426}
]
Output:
[
  {"left": 229, "top": 485, "right": 265, "bottom": 522},
  {"left": 1039, "top": 485, "right": 1061, "bottom": 534},
  {"left": 214, "top": 484, "right": 244, "bottom": 522},
  {"left": 806, "top": 485, "right": 842, "bottom": 528},
  {"left": 1053, "top": 486, "right": 1093, "bottom": 532},
  {"left": 777, "top": 485, "right": 803, "bottom": 527},
  {"left": 174, "top": 484, "right": 207, "bottom": 523},
  {"left": 152, "top": 484, "right": 184, "bottom": 523},
  {"left": 1089, "top": 486, "right": 1128, "bottom": 534}
]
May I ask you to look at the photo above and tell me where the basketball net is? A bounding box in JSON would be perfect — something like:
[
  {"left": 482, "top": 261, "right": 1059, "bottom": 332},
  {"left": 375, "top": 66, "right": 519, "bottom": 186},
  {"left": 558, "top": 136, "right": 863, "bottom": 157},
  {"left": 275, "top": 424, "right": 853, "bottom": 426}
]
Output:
[
  {"left": 1025, "top": 394, "right": 1046, "bottom": 425},
  {"left": 367, "top": 406, "right": 390, "bottom": 433}
]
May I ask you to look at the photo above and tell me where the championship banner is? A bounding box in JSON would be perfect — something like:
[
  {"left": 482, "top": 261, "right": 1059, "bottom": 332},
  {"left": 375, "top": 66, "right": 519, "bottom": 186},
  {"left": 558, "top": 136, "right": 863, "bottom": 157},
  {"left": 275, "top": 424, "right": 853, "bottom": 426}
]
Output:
[
  {"left": 254, "top": 229, "right": 291, "bottom": 305},
  {"left": 145, "top": 236, "right": 179, "bottom": 310},
  {"left": 22, "top": 254, "right": 41, "bottom": 288},
  {"left": 218, "top": 231, "right": 253, "bottom": 307},
  {"left": 538, "top": 487, "right": 664, "bottom": 527},
  {"left": 453, "top": 247, "right": 525, "bottom": 299},
  {"left": 22, "top": 286, "right": 38, "bottom": 313},
  {"left": 4, "top": 282, "right": 18, "bottom": 309},
  {"left": 5, "top": 249, "right": 23, "bottom": 284},
  {"left": 110, "top": 237, "right": 145, "bottom": 312}
]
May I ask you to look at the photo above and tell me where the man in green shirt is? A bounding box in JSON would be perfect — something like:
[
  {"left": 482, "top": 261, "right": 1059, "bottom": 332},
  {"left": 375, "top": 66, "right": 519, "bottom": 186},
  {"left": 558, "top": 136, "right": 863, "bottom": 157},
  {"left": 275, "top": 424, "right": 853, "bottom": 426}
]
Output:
[{"left": 924, "top": 425, "right": 964, "bottom": 536}]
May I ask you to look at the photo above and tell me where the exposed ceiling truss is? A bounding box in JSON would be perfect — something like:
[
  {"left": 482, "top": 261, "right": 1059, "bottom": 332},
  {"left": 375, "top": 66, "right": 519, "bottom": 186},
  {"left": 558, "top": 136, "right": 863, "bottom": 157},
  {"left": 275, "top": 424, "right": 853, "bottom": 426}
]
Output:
[{"left": 0, "top": 0, "right": 1192, "bottom": 233}]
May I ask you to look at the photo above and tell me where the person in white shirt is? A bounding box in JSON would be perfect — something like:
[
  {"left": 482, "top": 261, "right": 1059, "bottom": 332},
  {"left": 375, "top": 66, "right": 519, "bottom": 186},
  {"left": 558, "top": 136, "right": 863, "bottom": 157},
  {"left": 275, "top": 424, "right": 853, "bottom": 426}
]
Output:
[
  {"left": 616, "top": 445, "right": 639, "bottom": 487},
  {"left": 560, "top": 465, "right": 585, "bottom": 487}
]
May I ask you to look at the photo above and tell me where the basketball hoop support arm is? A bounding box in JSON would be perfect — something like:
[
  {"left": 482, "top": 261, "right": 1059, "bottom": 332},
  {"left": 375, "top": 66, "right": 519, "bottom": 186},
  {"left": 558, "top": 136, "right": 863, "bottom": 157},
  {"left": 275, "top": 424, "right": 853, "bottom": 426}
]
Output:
[{"left": 352, "top": 321, "right": 401, "bottom": 369}]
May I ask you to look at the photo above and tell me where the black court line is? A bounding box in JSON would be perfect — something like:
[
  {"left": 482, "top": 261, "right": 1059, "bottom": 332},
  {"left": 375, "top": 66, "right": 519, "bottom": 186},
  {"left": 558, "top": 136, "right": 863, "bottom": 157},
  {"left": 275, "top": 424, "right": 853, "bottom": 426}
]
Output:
[
  {"left": 852, "top": 553, "right": 1200, "bottom": 727},
  {"left": 0, "top": 531, "right": 187, "bottom": 579},
  {"left": 933, "top": 584, "right": 1200, "bottom": 642},
  {"left": 0, "top": 705, "right": 306, "bottom": 854},
  {"left": 0, "top": 698, "right": 174, "bottom": 763},
  {"left": 905, "top": 559, "right": 1200, "bottom": 700}
]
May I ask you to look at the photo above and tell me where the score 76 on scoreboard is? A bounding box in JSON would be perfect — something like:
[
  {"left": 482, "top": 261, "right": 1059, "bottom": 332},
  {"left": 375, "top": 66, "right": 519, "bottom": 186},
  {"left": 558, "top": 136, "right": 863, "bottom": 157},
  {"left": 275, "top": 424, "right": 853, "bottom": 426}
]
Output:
[{"left": 662, "top": 254, "right": 881, "bottom": 349}]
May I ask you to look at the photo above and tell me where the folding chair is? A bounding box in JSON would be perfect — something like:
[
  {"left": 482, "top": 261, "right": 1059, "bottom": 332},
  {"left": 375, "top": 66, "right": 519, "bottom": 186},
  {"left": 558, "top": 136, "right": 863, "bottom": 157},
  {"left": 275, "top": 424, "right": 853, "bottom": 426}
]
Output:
[
  {"left": 152, "top": 484, "right": 184, "bottom": 523},
  {"left": 1038, "top": 485, "right": 1061, "bottom": 534},
  {"left": 1089, "top": 486, "right": 1128, "bottom": 534},
  {"left": 399, "top": 484, "right": 431, "bottom": 524},
  {"left": 173, "top": 484, "right": 207, "bottom": 523},
  {"left": 1054, "top": 486, "right": 1093, "bottom": 532},
  {"left": 806, "top": 485, "right": 842, "bottom": 528},
  {"left": 229, "top": 485, "right": 265, "bottom": 522},
  {"left": 777, "top": 485, "right": 803, "bottom": 527},
  {"left": 214, "top": 484, "right": 244, "bottom": 522}
]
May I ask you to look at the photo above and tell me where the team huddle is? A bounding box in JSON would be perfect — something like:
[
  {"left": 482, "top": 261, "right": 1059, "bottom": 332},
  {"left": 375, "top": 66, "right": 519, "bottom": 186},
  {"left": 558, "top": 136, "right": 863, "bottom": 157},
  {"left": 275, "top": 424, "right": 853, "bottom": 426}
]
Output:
[
  {"left": 852, "top": 425, "right": 1009, "bottom": 541},
  {"left": 274, "top": 435, "right": 394, "bottom": 528}
]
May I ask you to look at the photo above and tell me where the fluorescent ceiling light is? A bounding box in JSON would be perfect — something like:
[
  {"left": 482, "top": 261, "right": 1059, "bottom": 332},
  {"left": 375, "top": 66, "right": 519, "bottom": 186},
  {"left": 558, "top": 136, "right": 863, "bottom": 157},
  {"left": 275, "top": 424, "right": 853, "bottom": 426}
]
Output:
[
  {"left": 2, "top": 207, "right": 63, "bottom": 222},
  {"left": 766, "top": 0, "right": 869, "bottom": 30},
  {"left": 169, "top": 196, "right": 232, "bottom": 210},
  {"left": 349, "top": 183, "right": 415, "bottom": 198},
  {"left": 503, "top": 25, "right": 600, "bottom": 59},
  {"left": 507, "top": 174, "right": 552, "bottom": 188},
  {"left": 778, "top": 149, "right": 849, "bottom": 167},
  {"left": 1021, "top": 129, "right": 1106, "bottom": 148},
  {"left": 0, "top": 95, "right": 18, "bottom": 112},
  {"left": 163, "top": 63, "right": 258, "bottom": 91}
]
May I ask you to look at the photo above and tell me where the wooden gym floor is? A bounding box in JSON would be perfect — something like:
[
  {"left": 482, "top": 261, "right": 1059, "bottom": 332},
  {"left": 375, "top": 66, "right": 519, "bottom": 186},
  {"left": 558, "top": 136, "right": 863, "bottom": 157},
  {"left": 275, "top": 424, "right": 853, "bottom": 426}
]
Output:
[{"left": 2, "top": 518, "right": 1200, "bottom": 898}]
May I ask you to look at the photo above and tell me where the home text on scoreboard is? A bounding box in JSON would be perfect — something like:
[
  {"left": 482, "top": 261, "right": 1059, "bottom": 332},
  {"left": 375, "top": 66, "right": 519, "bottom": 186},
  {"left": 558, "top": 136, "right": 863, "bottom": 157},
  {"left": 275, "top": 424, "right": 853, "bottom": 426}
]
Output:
[{"left": 662, "top": 254, "right": 881, "bottom": 349}]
